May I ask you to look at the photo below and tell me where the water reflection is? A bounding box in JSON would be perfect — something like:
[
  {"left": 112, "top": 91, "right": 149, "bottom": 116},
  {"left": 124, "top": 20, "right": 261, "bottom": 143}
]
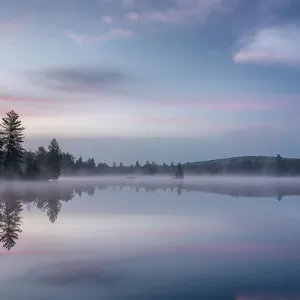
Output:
[
  {"left": 0, "top": 177, "right": 300, "bottom": 250},
  {"left": 0, "top": 178, "right": 300, "bottom": 299},
  {"left": 0, "top": 192, "right": 23, "bottom": 250}
]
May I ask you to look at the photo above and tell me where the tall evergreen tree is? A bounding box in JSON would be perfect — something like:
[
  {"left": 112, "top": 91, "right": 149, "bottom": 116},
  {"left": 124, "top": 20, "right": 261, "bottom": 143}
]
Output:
[
  {"left": 0, "top": 110, "right": 25, "bottom": 177},
  {"left": 46, "top": 139, "right": 62, "bottom": 180}
]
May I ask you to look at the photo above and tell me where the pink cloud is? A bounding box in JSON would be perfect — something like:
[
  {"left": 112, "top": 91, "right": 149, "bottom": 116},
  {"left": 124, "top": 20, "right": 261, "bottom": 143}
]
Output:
[
  {"left": 101, "top": 15, "right": 113, "bottom": 24},
  {"left": 0, "top": 17, "right": 30, "bottom": 32},
  {"left": 67, "top": 28, "right": 133, "bottom": 44},
  {"left": 137, "top": 116, "right": 190, "bottom": 124},
  {"left": 161, "top": 99, "right": 287, "bottom": 111},
  {"left": 0, "top": 94, "right": 50, "bottom": 104},
  {"left": 233, "top": 52, "right": 289, "bottom": 64}
]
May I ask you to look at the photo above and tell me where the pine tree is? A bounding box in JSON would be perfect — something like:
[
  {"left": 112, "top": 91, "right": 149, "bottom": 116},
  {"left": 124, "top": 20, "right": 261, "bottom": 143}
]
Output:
[
  {"left": 175, "top": 162, "right": 184, "bottom": 178},
  {"left": 0, "top": 110, "right": 25, "bottom": 178},
  {"left": 46, "top": 139, "right": 62, "bottom": 180}
]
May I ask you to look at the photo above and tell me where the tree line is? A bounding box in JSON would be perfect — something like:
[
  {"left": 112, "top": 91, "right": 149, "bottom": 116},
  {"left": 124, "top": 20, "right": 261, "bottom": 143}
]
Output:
[
  {"left": 0, "top": 110, "right": 184, "bottom": 180},
  {"left": 1, "top": 110, "right": 300, "bottom": 180}
]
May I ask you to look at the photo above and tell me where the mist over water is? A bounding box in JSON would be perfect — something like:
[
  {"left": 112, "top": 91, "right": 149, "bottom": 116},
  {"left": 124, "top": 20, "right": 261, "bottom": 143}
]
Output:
[{"left": 0, "top": 176, "right": 300, "bottom": 299}]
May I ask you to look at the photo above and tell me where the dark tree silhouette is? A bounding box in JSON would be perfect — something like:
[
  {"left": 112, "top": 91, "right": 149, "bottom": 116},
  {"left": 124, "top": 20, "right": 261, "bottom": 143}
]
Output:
[
  {"left": 0, "top": 110, "right": 25, "bottom": 177},
  {"left": 276, "top": 154, "right": 287, "bottom": 176},
  {"left": 46, "top": 139, "right": 62, "bottom": 180},
  {"left": 0, "top": 135, "right": 4, "bottom": 170},
  {"left": 175, "top": 162, "right": 184, "bottom": 179},
  {"left": 25, "top": 151, "right": 40, "bottom": 179},
  {"left": 36, "top": 145, "right": 47, "bottom": 164},
  {"left": 61, "top": 152, "right": 75, "bottom": 175},
  {"left": 0, "top": 196, "right": 23, "bottom": 250}
]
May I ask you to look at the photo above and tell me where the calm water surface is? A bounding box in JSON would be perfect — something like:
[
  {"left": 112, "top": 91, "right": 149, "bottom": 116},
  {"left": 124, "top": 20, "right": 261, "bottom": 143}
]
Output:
[{"left": 0, "top": 177, "right": 300, "bottom": 300}]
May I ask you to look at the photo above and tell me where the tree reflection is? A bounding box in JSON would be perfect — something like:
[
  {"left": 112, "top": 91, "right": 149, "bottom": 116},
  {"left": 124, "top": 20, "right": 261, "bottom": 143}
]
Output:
[
  {"left": 37, "top": 195, "right": 62, "bottom": 223},
  {"left": 0, "top": 192, "right": 23, "bottom": 250},
  {"left": 0, "top": 178, "right": 299, "bottom": 250}
]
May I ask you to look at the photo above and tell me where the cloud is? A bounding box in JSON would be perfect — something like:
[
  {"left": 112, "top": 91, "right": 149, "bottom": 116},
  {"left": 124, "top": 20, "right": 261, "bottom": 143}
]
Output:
[
  {"left": 233, "top": 25, "right": 300, "bottom": 65},
  {"left": 160, "top": 96, "right": 291, "bottom": 112},
  {"left": 0, "top": 17, "right": 31, "bottom": 43},
  {"left": 126, "top": 12, "right": 139, "bottom": 21},
  {"left": 31, "top": 66, "right": 128, "bottom": 92},
  {"left": 137, "top": 117, "right": 190, "bottom": 124},
  {"left": 0, "top": 93, "right": 50, "bottom": 104},
  {"left": 124, "top": 0, "right": 234, "bottom": 24},
  {"left": 0, "top": 17, "right": 30, "bottom": 33},
  {"left": 67, "top": 28, "right": 133, "bottom": 44},
  {"left": 101, "top": 15, "right": 113, "bottom": 24}
]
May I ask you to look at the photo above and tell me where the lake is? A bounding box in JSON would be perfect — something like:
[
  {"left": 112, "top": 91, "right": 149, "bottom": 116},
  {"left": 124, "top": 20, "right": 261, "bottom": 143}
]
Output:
[{"left": 0, "top": 176, "right": 300, "bottom": 300}]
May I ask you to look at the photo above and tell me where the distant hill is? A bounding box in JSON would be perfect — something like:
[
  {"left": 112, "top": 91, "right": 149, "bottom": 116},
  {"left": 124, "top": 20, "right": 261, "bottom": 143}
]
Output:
[{"left": 185, "top": 156, "right": 299, "bottom": 167}]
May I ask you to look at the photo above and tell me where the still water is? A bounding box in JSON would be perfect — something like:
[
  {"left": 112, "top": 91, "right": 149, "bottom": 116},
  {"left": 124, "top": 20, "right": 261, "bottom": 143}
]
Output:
[{"left": 0, "top": 176, "right": 300, "bottom": 300}]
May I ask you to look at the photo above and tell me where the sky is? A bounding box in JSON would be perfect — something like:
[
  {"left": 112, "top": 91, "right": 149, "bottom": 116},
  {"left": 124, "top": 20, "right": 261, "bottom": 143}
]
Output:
[{"left": 1, "top": 0, "right": 300, "bottom": 164}]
